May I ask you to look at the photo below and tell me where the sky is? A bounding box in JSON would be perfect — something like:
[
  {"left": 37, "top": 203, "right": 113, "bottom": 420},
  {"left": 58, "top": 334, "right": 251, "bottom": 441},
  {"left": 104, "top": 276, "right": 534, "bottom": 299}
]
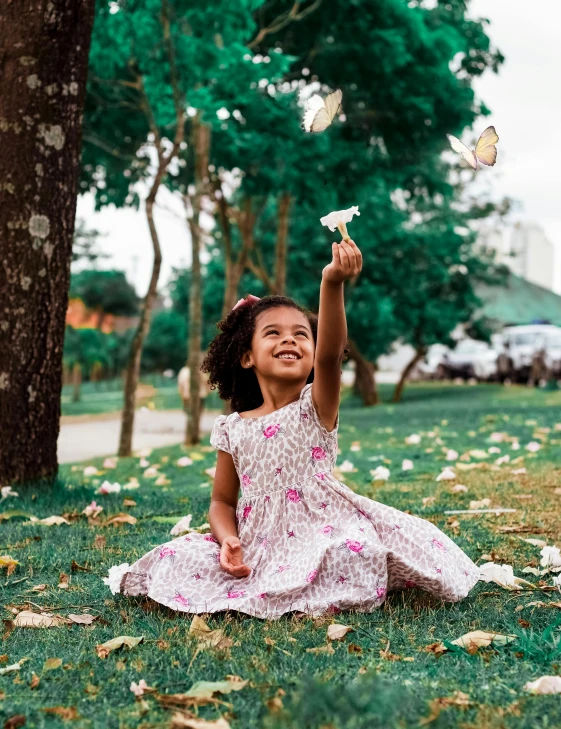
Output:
[{"left": 78, "top": 0, "right": 561, "bottom": 295}]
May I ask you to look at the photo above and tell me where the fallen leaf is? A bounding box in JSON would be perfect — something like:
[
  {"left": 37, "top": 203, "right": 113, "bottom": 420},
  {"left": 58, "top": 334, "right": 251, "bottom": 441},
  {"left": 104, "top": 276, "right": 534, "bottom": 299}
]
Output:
[
  {"left": 0, "top": 555, "right": 19, "bottom": 576},
  {"left": 58, "top": 572, "right": 70, "bottom": 589},
  {"left": 379, "top": 640, "right": 401, "bottom": 661},
  {"left": 159, "top": 678, "right": 248, "bottom": 709},
  {"left": 68, "top": 613, "right": 97, "bottom": 625},
  {"left": 451, "top": 630, "right": 517, "bottom": 651},
  {"left": 30, "top": 672, "right": 40, "bottom": 689},
  {"left": 188, "top": 616, "right": 232, "bottom": 650},
  {"left": 469, "top": 499, "right": 491, "bottom": 509},
  {"left": 130, "top": 678, "right": 156, "bottom": 696},
  {"left": 14, "top": 611, "right": 71, "bottom": 628},
  {"left": 171, "top": 714, "right": 231, "bottom": 729},
  {"left": 0, "top": 658, "right": 28, "bottom": 675},
  {"left": 420, "top": 691, "right": 471, "bottom": 725},
  {"left": 103, "top": 513, "right": 137, "bottom": 527},
  {"left": 123, "top": 498, "right": 137, "bottom": 507},
  {"left": 451, "top": 484, "right": 468, "bottom": 493},
  {"left": 513, "top": 494, "right": 533, "bottom": 500},
  {"left": 42, "top": 707, "right": 80, "bottom": 720},
  {"left": 423, "top": 642, "right": 447, "bottom": 657},
  {"left": 306, "top": 643, "right": 335, "bottom": 655},
  {"left": 327, "top": 623, "right": 353, "bottom": 641},
  {"left": 524, "top": 676, "right": 561, "bottom": 694},
  {"left": 519, "top": 538, "right": 547, "bottom": 548},
  {"left": 95, "top": 635, "right": 144, "bottom": 659},
  {"left": 38, "top": 516, "right": 70, "bottom": 526},
  {"left": 347, "top": 643, "right": 362, "bottom": 654},
  {"left": 93, "top": 535, "right": 107, "bottom": 549},
  {"left": 43, "top": 657, "right": 62, "bottom": 671},
  {"left": 4, "top": 716, "right": 26, "bottom": 729}
]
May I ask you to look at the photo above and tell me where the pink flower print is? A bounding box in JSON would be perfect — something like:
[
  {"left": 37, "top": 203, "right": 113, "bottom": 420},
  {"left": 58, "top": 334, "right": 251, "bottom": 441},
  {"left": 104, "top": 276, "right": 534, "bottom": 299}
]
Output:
[
  {"left": 376, "top": 586, "right": 386, "bottom": 600},
  {"left": 227, "top": 589, "right": 246, "bottom": 599},
  {"left": 463, "top": 569, "right": 470, "bottom": 577},
  {"left": 392, "top": 523, "right": 402, "bottom": 531},
  {"left": 241, "top": 473, "right": 251, "bottom": 489},
  {"left": 314, "top": 472, "right": 326, "bottom": 481},
  {"left": 311, "top": 446, "right": 326, "bottom": 461},
  {"left": 301, "top": 412, "right": 309, "bottom": 421},
  {"left": 287, "top": 529, "right": 296, "bottom": 538},
  {"left": 285, "top": 488, "right": 302, "bottom": 503},
  {"left": 264, "top": 495, "right": 271, "bottom": 503},
  {"left": 320, "top": 524, "right": 335, "bottom": 536},
  {"left": 277, "top": 564, "right": 291, "bottom": 573},
  {"left": 183, "top": 536, "right": 192, "bottom": 542},
  {"left": 274, "top": 466, "right": 283, "bottom": 477},
  {"left": 257, "top": 535, "right": 269, "bottom": 550},
  {"left": 159, "top": 546, "right": 176, "bottom": 560},
  {"left": 404, "top": 580, "right": 416, "bottom": 589},
  {"left": 204, "top": 534, "right": 218, "bottom": 543},
  {"left": 319, "top": 501, "right": 329, "bottom": 510},
  {"left": 256, "top": 592, "right": 268, "bottom": 599},
  {"left": 242, "top": 504, "right": 252, "bottom": 521},
  {"left": 326, "top": 604, "right": 341, "bottom": 615},
  {"left": 337, "top": 575, "right": 348, "bottom": 584},
  {"left": 173, "top": 591, "right": 190, "bottom": 608},
  {"left": 193, "top": 573, "right": 202, "bottom": 580},
  {"left": 306, "top": 569, "right": 318, "bottom": 583},
  {"left": 434, "top": 567, "right": 442, "bottom": 575},
  {"left": 263, "top": 423, "right": 282, "bottom": 439},
  {"left": 431, "top": 538, "right": 447, "bottom": 552},
  {"left": 345, "top": 539, "right": 364, "bottom": 554},
  {"left": 209, "top": 551, "right": 220, "bottom": 564}
]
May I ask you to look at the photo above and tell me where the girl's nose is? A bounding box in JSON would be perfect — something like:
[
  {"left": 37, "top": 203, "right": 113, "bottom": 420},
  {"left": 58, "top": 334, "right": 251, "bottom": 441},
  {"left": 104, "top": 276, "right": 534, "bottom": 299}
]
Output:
[{"left": 282, "top": 334, "right": 296, "bottom": 344}]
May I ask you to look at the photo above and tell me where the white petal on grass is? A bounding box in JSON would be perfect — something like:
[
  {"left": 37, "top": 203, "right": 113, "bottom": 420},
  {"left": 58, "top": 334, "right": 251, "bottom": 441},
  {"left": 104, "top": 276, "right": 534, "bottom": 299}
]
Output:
[
  {"left": 339, "top": 460, "right": 355, "bottom": 473},
  {"left": 526, "top": 441, "right": 541, "bottom": 452},
  {"left": 102, "top": 563, "right": 130, "bottom": 594},
  {"left": 451, "top": 484, "right": 468, "bottom": 493},
  {"left": 445, "top": 449, "right": 459, "bottom": 461},
  {"left": 370, "top": 466, "right": 390, "bottom": 481},
  {"left": 402, "top": 459, "right": 414, "bottom": 471},
  {"left": 405, "top": 434, "right": 421, "bottom": 445},
  {"left": 436, "top": 467, "right": 456, "bottom": 482},
  {"left": 524, "top": 676, "right": 561, "bottom": 694},
  {"left": 540, "top": 546, "right": 561, "bottom": 568},
  {"left": 479, "top": 562, "right": 535, "bottom": 590},
  {"left": 170, "top": 515, "right": 193, "bottom": 536}
]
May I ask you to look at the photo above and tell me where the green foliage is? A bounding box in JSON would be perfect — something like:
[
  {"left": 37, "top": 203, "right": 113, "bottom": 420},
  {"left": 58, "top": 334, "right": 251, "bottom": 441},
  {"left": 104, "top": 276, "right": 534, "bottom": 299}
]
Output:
[
  {"left": 69, "top": 269, "right": 139, "bottom": 319},
  {"left": 72, "top": 218, "right": 108, "bottom": 264},
  {"left": 63, "top": 326, "right": 133, "bottom": 379},
  {"left": 141, "top": 309, "right": 187, "bottom": 372}
]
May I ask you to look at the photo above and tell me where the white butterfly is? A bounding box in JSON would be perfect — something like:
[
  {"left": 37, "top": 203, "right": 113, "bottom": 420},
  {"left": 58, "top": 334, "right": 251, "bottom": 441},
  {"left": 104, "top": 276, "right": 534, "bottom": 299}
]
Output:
[
  {"left": 446, "top": 126, "right": 499, "bottom": 169},
  {"left": 302, "top": 89, "right": 343, "bottom": 133}
]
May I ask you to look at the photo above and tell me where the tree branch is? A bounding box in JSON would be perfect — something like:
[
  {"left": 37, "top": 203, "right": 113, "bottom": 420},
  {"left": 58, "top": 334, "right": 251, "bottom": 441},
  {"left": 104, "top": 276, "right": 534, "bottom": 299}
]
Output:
[{"left": 248, "top": 0, "right": 323, "bottom": 49}]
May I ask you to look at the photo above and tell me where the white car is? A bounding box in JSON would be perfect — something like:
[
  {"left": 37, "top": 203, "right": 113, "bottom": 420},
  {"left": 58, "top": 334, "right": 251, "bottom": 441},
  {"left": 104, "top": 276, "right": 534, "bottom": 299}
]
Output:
[
  {"left": 417, "top": 344, "right": 450, "bottom": 379},
  {"left": 496, "top": 325, "right": 561, "bottom": 381},
  {"left": 441, "top": 339, "right": 498, "bottom": 381},
  {"left": 541, "top": 330, "right": 561, "bottom": 377}
]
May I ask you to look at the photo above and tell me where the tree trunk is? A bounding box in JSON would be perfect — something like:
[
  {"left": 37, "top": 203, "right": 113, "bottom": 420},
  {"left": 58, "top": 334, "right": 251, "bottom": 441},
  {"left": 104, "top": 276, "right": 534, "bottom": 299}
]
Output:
[
  {"left": 347, "top": 340, "right": 379, "bottom": 406},
  {"left": 0, "top": 0, "right": 95, "bottom": 485},
  {"left": 72, "top": 363, "right": 82, "bottom": 403},
  {"left": 393, "top": 347, "right": 427, "bottom": 403},
  {"left": 274, "top": 192, "right": 292, "bottom": 295},
  {"left": 185, "top": 120, "right": 210, "bottom": 445}
]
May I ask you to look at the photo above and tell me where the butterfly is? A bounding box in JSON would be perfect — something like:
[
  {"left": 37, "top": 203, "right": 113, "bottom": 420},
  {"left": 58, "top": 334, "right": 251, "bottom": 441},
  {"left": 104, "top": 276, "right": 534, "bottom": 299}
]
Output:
[
  {"left": 302, "top": 89, "right": 343, "bottom": 133},
  {"left": 446, "top": 125, "right": 499, "bottom": 169}
]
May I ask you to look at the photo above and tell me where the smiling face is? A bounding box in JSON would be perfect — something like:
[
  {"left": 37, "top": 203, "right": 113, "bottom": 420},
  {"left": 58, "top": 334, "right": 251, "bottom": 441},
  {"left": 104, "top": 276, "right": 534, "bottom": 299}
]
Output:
[{"left": 241, "top": 306, "right": 315, "bottom": 384}]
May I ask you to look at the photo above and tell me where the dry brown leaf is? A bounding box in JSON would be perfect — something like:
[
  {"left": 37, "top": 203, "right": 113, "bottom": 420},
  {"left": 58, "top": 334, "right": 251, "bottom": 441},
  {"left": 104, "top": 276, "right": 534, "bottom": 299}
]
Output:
[
  {"left": 30, "top": 584, "right": 47, "bottom": 592},
  {"left": 93, "top": 535, "right": 107, "bottom": 549},
  {"left": 68, "top": 613, "right": 97, "bottom": 625},
  {"left": 497, "top": 524, "right": 546, "bottom": 534},
  {"left": 451, "top": 630, "right": 516, "bottom": 651},
  {"left": 0, "top": 555, "right": 19, "bottom": 576},
  {"left": 71, "top": 560, "right": 91, "bottom": 572},
  {"left": 420, "top": 691, "right": 471, "bottom": 725},
  {"left": 123, "top": 498, "right": 137, "bottom": 507},
  {"left": 14, "top": 611, "right": 71, "bottom": 628},
  {"left": 348, "top": 643, "right": 362, "bottom": 654},
  {"left": 58, "top": 572, "right": 70, "bottom": 589},
  {"left": 43, "top": 657, "right": 62, "bottom": 671},
  {"left": 30, "top": 672, "right": 40, "bottom": 689},
  {"left": 423, "top": 642, "right": 447, "bottom": 656},
  {"left": 103, "top": 513, "right": 137, "bottom": 527},
  {"left": 188, "top": 616, "right": 232, "bottom": 650},
  {"left": 379, "top": 640, "right": 401, "bottom": 661},
  {"left": 171, "top": 714, "right": 231, "bottom": 729},
  {"left": 327, "top": 623, "right": 353, "bottom": 641},
  {"left": 95, "top": 634, "right": 144, "bottom": 658},
  {"left": 306, "top": 643, "right": 335, "bottom": 655},
  {"left": 518, "top": 538, "right": 547, "bottom": 547},
  {"left": 4, "top": 716, "right": 26, "bottom": 729},
  {"left": 42, "top": 706, "right": 80, "bottom": 720}
]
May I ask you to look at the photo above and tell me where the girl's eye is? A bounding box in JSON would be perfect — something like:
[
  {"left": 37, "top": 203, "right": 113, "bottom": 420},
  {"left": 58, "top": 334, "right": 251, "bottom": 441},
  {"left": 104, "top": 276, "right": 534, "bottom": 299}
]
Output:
[
  {"left": 265, "top": 330, "right": 278, "bottom": 336},
  {"left": 296, "top": 331, "right": 308, "bottom": 337}
]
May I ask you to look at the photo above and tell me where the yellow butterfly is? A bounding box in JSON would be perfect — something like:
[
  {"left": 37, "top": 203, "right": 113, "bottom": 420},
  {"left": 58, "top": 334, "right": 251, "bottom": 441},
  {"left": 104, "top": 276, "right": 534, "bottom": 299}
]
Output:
[
  {"left": 302, "top": 89, "right": 343, "bottom": 133},
  {"left": 446, "top": 125, "right": 499, "bottom": 169}
]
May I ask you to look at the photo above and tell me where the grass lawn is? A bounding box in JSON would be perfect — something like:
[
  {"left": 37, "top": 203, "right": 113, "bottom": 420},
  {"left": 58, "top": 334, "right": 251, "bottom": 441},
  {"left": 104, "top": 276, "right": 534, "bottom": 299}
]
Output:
[{"left": 2, "top": 383, "right": 561, "bottom": 728}]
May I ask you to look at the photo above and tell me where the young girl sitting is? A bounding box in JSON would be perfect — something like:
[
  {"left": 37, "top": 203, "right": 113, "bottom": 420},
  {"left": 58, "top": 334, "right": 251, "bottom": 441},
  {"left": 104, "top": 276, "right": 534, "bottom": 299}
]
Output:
[{"left": 104, "top": 239, "right": 480, "bottom": 618}]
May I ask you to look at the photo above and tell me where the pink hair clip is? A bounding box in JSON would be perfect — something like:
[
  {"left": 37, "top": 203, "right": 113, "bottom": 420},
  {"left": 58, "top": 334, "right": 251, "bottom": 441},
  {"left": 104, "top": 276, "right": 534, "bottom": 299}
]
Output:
[{"left": 232, "top": 294, "right": 261, "bottom": 311}]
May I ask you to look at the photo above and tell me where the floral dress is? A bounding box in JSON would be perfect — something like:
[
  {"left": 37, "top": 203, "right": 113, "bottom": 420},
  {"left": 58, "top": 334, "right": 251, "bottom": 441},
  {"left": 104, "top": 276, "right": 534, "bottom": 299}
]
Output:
[{"left": 104, "top": 384, "right": 480, "bottom": 618}]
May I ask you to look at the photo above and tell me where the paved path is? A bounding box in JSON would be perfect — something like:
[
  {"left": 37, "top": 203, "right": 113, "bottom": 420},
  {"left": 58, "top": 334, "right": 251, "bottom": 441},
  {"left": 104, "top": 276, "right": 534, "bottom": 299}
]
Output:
[{"left": 58, "top": 409, "right": 220, "bottom": 464}]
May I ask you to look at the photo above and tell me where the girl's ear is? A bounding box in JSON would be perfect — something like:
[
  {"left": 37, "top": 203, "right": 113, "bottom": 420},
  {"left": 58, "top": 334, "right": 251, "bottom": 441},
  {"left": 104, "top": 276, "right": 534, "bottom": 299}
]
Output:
[{"left": 240, "top": 351, "right": 252, "bottom": 369}]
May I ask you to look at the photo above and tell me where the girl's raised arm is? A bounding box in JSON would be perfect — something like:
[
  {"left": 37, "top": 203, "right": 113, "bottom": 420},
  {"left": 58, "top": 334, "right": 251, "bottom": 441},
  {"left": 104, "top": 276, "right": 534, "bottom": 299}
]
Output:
[{"left": 312, "top": 239, "right": 362, "bottom": 431}]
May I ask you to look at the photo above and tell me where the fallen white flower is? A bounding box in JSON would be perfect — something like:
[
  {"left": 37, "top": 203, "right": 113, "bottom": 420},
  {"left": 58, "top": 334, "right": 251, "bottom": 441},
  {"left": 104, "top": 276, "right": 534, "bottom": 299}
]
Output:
[
  {"left": 553, "top": 574, "right": 561, "bottom": 588},
  {"left": 495, "top": 455, "right": 510, "bottom": 466},
  {"left": 170, "top": 515, "right": 193, "bottom": 536},
  {"left": 451, "top": 484, "right": 468, "bottom": 493},
  {"left": 479, "top": 562, "right": 534, "bottom": 590},
  {"left": 470, "top": 498, "right": 491, "bottom": 509},
  {"left": 524, "top": 676, "right": 561, "bottom": 694},
  {"left": 511, "top": 468, "right": 527, "bottom": 475},
  {"left": 1, "top": 486, "right": 19, "bottom": 500},
  {"left": 82, "top": 501, "right": 103, "bottom": 518},
  {"left": 526, "top": 441, "right": 541, "bottom": 452},
  {"left": 103, "top": 457, "right": 117, "bottom": 469},
  {"left": 98, "top": 481, "right": 121, "bottom": 495},
  {"left": 511, "top": 442, "right": 520, "bottom": 450},
  {"left": 540, "top": 545, "right": 561, "bottom": 568},
  {"left": 445, "top": 449, "right": 459, "bottom": 461},
  {"left": 130, "top": 679, "right": 153, "bottom": 697},
  {"left": 205, "top": 466, "right": 217, "bottom": 479},
  {"left": 339, "top": 460, "right": 355, "bottom": 473},
  {"left": 490, "top": 432, "right": 506, "bottom": 442},
  {"left": 405, "top": 434, "right": 421, "bottom": 445},
  {"left": 102, "top": 562, "right": 130, "bottom": 595},
  {"left": 143, "top": 467, "right": 159, "bottom": 478},
  {"left": 488, "top": 447, "right": 501, "bottom": 454},
  {"left": 371, "top": 466, "right": 390, "bottom": 481},
  {"left": 139, "top": 458, "right": 150, "bottom": 468},
  {"left": 320, "top": 206, "right": 360, "bottom": 241},
  {"left": 402, "top": 459, "right": 414, "bottom": 471},
  {"left": 436, "top": 468, "right": 456, "bottom": 482},
  {"left": 83, "top": 466, "right": 98, "bottom": 476},
  {"left": 350, "top": 441, "right": 361, "bottom": 452},
  {"left": 176, "top": 456, "right": 193, "bottom": 467}
]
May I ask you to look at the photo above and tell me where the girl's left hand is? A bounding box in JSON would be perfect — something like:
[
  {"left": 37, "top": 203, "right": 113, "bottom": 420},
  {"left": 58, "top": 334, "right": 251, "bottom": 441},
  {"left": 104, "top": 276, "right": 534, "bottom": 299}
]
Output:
[{"left": 322, "top": 239, "right": 363, "bottom": 284}]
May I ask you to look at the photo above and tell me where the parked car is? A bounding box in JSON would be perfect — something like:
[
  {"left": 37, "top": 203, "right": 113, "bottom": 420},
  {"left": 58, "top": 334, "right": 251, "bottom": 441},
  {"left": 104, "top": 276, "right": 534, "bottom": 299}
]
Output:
[
  {"left": 494, "top": 325, "right": 561, "bottom": 382},
  {"left": 540, "top": 330, "right": 561, "bottom": 378},
  {"left": 416, "top": 344, "right": 450, "bottom": 380},
  {"left": 439, "top": 339, "right": 498, "bottom": 381}
]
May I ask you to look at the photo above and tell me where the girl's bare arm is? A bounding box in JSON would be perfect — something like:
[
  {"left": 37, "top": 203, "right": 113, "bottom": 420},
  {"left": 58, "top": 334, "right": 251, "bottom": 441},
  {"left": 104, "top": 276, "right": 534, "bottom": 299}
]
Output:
[{"left": 209, "top": 450, "right": 240, "bottom": 543}]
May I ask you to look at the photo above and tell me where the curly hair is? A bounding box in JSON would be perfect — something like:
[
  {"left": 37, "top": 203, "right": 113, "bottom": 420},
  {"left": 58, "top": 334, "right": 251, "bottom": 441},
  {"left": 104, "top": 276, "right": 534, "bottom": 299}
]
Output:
[{"left": 201, "top": 295, "right": 318, "bottom": 414}]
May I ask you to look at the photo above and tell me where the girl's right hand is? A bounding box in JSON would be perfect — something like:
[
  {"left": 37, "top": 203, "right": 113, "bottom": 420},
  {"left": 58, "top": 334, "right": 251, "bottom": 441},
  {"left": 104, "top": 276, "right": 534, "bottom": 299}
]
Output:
[{"left": 219, "top": 535, "right": 251, "bottom": 578}]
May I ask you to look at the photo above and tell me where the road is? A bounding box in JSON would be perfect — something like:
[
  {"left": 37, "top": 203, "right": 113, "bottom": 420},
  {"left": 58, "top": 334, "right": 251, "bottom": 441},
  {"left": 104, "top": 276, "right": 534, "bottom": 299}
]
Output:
[{"left": 57, "top": 409, "right": 220, "bottom": 464}]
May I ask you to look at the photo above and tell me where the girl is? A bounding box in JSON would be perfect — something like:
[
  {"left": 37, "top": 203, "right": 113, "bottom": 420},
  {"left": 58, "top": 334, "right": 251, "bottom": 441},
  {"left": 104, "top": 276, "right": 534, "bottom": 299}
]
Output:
[{"left": 104, "top": 239, "right": 480, "bottom": 618}]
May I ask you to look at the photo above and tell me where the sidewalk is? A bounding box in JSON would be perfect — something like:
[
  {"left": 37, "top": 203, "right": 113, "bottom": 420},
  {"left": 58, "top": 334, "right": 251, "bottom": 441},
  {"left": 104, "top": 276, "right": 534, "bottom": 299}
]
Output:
[{"left": 57, "top": 409, "right": 220, "bottom": 464}]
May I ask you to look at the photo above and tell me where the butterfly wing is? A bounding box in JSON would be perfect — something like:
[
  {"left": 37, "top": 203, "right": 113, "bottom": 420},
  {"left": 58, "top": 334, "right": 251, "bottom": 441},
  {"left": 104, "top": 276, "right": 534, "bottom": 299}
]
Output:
[
  {"left": 446, "top": 134, "right": 478, "bottom": 170},
  {"left": 474, "top": 125, "right": 499, "bottom": 167},
  {"left": 310, "top": 89, "right": 342, "bottom": 133}
]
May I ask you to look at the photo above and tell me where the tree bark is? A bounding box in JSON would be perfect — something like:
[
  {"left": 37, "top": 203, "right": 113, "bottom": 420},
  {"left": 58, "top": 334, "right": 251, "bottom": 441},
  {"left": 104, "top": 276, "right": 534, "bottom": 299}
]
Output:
[
  {"left": 72, "top": 363, "right": 82, "bottom": 403},
  {"left": 0, "top": 0, "right": 95, "bottom": 484},
  {"left": 347, "top": 340, "right": 379, "bottom": 406},
  {"left": 392, "top": 346, "right": 427, "bottom": 403},
  {"left": 274, "top": 192, "right": 292, "bottom": 295},
  {"left": 185, "top": 120, "right": 210, "bottom": 445}
]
